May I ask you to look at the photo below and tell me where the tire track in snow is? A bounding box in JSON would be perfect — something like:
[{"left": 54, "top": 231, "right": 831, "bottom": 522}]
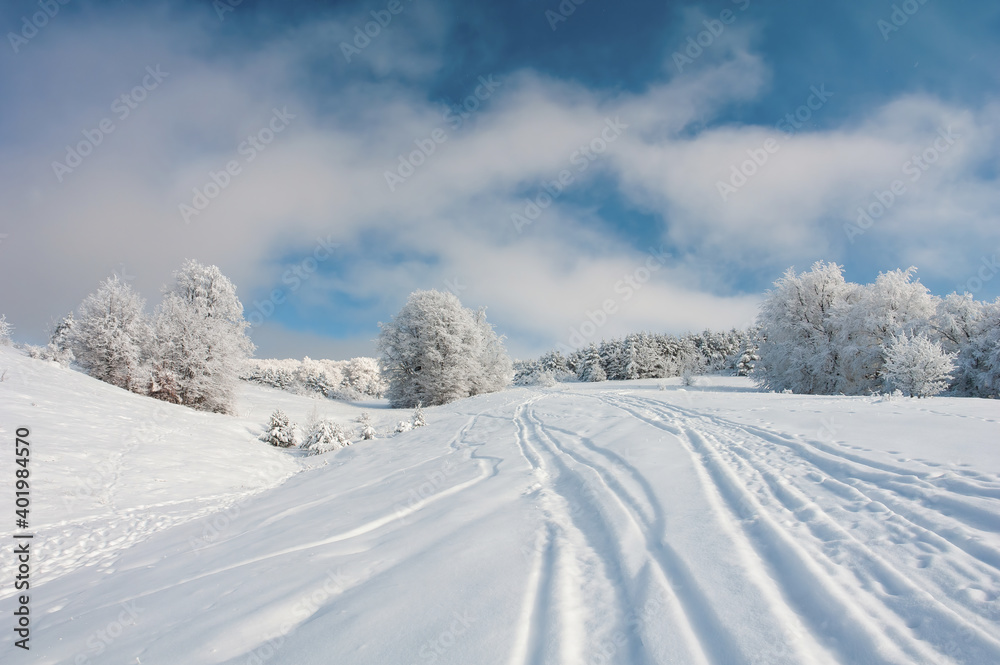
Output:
[
  {"left": 509, "top": 397, "right": 667, "bottom": 665},
  {"left": 608, "top": 392, "right": 1000, "bottom": 665}
]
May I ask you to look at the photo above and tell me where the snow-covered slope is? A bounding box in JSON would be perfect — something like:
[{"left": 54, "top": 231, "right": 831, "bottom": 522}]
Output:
[{"left": 1, "top": 348, "right": 999, "bottom": 664}]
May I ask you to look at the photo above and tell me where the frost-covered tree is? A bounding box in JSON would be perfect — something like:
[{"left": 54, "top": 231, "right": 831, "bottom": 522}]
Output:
[
  {"left": 150, "top": 261, "right": 254, "bottom": 413},
  {"left": 377, "top": 290, "right": 511, "bottom": 407},
  {"left": 933, "top": 294, "right": 1000, "bottom": 398},
  {"left": 357, "top": 412, "right": 377, "bottom": 440},
  {"left": 302, "top": 418, "right": 350, "bottom": 453},
  {"left": 261, "top": 409, "right": 296, "bottom": 447},
  {"left": 344, "top": 357, "right": 387, "bottom": 397},
  {"left": 44, "top": 313, "right": 76, "bottom": 366},
  {"left": 0, "top": 315, "right": 12, "bottom": 345},
  {"left": 579, "top": 344, "right": 606, "bottom": 382},
  {"left": 754, "top": 262, "right": 855, "bottom": 394},
  {"left": 832, "top": 267, "right": 937, "bottom": 394},
  {"left": 71, "top": 276, "right": 149, "bottom": 392},
  {"left": 413, "top": 403, "right": 426, "bottom": 427},
  {"left": 883, "top": 334, "right": 956, "bottom": 397}
]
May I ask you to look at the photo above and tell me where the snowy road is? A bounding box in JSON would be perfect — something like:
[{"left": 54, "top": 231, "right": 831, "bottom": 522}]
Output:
[{"left": 2, "top": 358, "right": 999, "bottom": 664}]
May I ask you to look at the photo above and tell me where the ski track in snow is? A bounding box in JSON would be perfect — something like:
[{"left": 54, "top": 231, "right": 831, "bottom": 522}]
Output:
[{"left": 600, "top": 391, "right": 1000, "bottom": 665}]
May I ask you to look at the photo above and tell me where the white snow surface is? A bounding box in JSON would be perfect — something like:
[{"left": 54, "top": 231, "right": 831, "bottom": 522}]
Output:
[{"left": 1, "top": 348, "right": 999, "bottom": 664}]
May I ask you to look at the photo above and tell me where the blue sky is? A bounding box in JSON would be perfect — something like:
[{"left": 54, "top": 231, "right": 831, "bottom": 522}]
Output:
[{"left": 1, "top": 0, "right": 998, "bottom": 359}]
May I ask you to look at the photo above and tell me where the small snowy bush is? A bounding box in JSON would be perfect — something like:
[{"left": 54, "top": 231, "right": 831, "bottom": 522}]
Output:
[
  {"left": 883, "top": 334, "right": 955, "bottom": 398},
  {"left": 261, "top": 409, "right": 296, "bottom": 447},
  {"left": 357, "top": 412, "right": 377, "bottom": 440},
  {"left": 395, "top": 420, "right": 413, "bottom": 433},
  {"left": 413, "top": 403, "right": 426, "bottom": 427}
]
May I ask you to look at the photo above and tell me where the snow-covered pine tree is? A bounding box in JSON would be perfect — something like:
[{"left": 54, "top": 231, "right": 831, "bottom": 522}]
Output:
[
  {"left": 413, "top": 403, "right": 426, "bottom": 427},
  {"left": 357, "top": 412, "right": 377, "bottom": 440},
  {"left": 377, "top": 290, "right": 511, "bottom": 407},
  {"left": 579, "top": 344, "right": 607, "bottom": 382},
  {"left": 302, "top": 418, "right": 350, "bottom": 453},
  {"left": 883, "top": 334, "right": 956, "bottom": 397},
  {"left": 0, "top": 315, "right": 12, "bottom": 345},
  {"left": 150, "top": 261, "right": 254, "bottom": 413},
  {"left": 261, "top": 409, "right": 296, "bottom": 447},
  {"left": 70, "top": 275, "right": 149, "bottom": 393},
  {"left": 45, "top": 313, "right": 76, "bottom": 365}
]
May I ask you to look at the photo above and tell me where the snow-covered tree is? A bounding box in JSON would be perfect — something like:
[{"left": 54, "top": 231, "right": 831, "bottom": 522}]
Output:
[
  {"left": 150, "top": 261, "right": 254, "bottom": 413},
  {"left": 413, "top": 403, "right": 426, "bottom": 427},
  {"left": 832, "top": 267, "right": 937, "bottom": 394},
  {"left": 883, "top": 334, "right": 956, "bottom": 397},
  {"left": 43, "top": 313, "right": 76, "bottom": 366},
  {"left": 395, "top": 420, "right": 413, "bottom": 433},
  {"left": 302, "top": 418, "right": 350, "bottom": 453},
  {"left": 579, "top": 344, "right": 607, "bottom": 382},
  {"left": 344, "top": 357, "right": 387, "bottom": 397},
  {"left": 0, "top": 315, "right": 12, "bottom": 345},
  {"left": 357, "top": 412, "right": 377, "bottom": 440},
  {"left": 754, "top": 262, "right": 855, "bottom": 394},
  {"left": 377, "top": 290, "right": 511, "bottom": 407},
  {"left": 261, "top": 409, "right": 296, "bottom": 447},
  {"left": 71, "top": 276, "right": 149, "bottom": 392}
]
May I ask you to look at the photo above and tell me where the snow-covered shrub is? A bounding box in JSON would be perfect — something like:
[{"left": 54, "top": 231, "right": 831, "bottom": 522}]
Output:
[
  {"left": 377, "top": 290, "right": 512, "bottom": 407},
  {"left": 395, "top": 420, "right": 413, "bottom": 433},
  {"left": 70, "top": 276, "right": 150, "bottom": 393},
  {"left": 261, "top": 409, "right": 296, "bottom": 447},
  {"left": 357, "top": 412, "right": 377, "bottom": 440},
  {"left": 681, "top": 371, "right": 698, "bottom": 387},
  {"left": 0, "top": 315, "right": 13, "bottom": 345},
  {"left": 149, "top": 261, "right": 254, "bottom": 413},
  {"left": 413, "top": 403, "right": 426, "bottom": 427},
  {"left": 302, "top": 418, "right": 350, "bottom": 453},
  {"left": 883, "top": 334, "right": 956, "bottom": 397}
]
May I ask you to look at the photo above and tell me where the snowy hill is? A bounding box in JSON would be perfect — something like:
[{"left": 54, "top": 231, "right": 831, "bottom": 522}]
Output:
[{"left": 1, "top": 347, "right": 999, "bottom": 664}]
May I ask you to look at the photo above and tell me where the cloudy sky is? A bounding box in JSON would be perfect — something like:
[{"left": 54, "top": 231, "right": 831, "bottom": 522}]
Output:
[{"left": 1, "top": 0, "right": 998, "bottom": 359}]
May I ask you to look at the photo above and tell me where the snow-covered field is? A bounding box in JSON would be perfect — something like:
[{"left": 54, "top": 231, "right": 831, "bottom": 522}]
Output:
[{"left": 2, "top": 346, "right": 999, "bottom": 664}]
